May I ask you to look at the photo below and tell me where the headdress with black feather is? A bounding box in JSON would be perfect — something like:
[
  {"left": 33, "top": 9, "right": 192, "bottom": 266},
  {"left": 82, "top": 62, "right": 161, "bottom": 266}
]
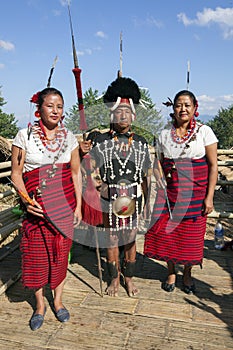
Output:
[
  {"left": 103, "top": 77, "right": 140, "bottom": 122},
  {"left": 104, "top": 77, "right": 140, "bottom": 105}
]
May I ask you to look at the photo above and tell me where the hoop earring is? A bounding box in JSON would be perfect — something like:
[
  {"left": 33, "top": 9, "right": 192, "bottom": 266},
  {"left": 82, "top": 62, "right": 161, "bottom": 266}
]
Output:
[{"left": 34, "top": 110, "right": 40, "bottom": 118}]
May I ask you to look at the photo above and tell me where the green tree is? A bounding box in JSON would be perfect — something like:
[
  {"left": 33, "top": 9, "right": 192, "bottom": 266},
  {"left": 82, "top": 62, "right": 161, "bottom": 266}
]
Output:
[
  {"left": 65, "top": 88, "right": 109, "bottom": 134},
  {"left": 0, "top": 89, "right": 19, "bottom": 138},
  {"left": 65, "top": 87, "right": 164, "bottom": 144},
  {"left": 132, "top": 88, "right": 164, "bottom": 144},
  {"left": 207, "top": 106, "right": 233, "bottom": 149}
]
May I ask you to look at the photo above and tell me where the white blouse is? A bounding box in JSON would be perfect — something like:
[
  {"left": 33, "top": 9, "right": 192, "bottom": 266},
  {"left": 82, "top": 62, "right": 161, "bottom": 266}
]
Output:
[
  {"left": 158, "top": 123, "right": 218, "bottom": 159},
  {"left": 12, "top": 128, "right": 79, "bottom": 172}
]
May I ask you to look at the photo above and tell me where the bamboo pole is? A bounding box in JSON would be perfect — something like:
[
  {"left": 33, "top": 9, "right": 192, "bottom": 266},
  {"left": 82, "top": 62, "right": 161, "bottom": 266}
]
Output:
[
  {"left": 217, "top": 161, "right": 233, "bottom": 166},
  {"left": 0, "top": 270, "right": 21, "bottom": 296},
  {"left": 217, "top": 150, "right": 233, "bottom": 155},
  {"left": 217, "top": 180, "right": 233, "bottom": 186},
  {"left": 0, "top": 220, "right": 21, "bottom": 242},
  {"left": 0, "top": 171, "right": 11, "bottom": 179},
  {"left": 208, "top": 210, "right": 233, "bottom": 219},
  {"left": 0, "top": 190, "right": 15, "bottom": 199},
  {"left": 0, "top": 241, "right": 20, "bottom": 262},
  {"left": 0, "top": 161, "right": 11, "bottom": 169}
]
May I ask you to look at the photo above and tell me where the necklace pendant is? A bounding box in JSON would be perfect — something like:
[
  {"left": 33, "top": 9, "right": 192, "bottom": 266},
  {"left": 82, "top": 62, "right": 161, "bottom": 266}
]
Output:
[
  {"left": 46, "top": 167, "right": 56, "bottom": 178},
  {"left": 36, "top": 186, "right": 42, "bottom": 197},
  {"left": 41, "top": 179, "right": 47, "bottom": 189}
]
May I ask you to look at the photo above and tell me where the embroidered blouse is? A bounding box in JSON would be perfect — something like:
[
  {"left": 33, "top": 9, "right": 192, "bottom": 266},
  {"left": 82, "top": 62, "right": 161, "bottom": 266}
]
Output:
[
  {"left": 12, "top": 127, "right": 78, "bottom": 172},
  {"left": 157, "top": 123, "right": 218, "bottom": 160}
]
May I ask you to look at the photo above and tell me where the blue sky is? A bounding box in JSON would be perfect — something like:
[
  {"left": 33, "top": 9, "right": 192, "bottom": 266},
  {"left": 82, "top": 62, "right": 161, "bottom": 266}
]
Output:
[{"left": 1, "top": 0, "right": 233, "bottom": 128}]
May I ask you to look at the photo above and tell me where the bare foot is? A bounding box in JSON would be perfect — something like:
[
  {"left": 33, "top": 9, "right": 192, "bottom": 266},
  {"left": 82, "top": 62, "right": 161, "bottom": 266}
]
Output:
[
  {"left": 183, "top": 267, "right": 193, "bottom": 286},
  {"left": 183, "top": 274, "right": 193, "bottom": 287},
  {"left": 106, "top": 276, "right": 120, "bottom": 297},
  {"left": 166, "top": 273, "right": 176, "bottom": 285},
  {"left": 124, "top": 277, "right": 139, "bottom": 297}
]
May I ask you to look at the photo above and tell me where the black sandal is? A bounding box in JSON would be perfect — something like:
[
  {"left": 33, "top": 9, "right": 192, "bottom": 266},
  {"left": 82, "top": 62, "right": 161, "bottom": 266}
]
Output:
[
  {"left": 161, "top": 281, "right": 176, "bottom": 292},
  {"left": 183, "top": 282, "right": 196, "bottom": 294}
]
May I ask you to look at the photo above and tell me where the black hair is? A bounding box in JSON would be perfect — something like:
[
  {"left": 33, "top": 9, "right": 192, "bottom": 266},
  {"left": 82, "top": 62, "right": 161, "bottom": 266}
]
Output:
[
  {"left": 173, "top": 90, "right": 197, "bottom": 107},
  {"left": 37, "top": 87, "right": 64, "bottom": 109}
]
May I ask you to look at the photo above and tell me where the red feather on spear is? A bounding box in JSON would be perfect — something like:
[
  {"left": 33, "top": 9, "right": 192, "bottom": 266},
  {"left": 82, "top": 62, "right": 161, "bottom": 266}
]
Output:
[{"left": 68, "top": 5, "right": 102, "bottom": 226}]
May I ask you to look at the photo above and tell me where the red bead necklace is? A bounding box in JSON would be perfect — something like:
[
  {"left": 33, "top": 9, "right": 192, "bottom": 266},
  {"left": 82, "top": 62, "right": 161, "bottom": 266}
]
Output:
[{"left": 171, "top": 117, "right": 196, "bottom": 144}]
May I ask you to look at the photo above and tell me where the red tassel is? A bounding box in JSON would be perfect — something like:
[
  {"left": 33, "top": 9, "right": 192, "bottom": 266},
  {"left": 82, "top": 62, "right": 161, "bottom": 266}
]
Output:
[
  {"left": 72, "top": 67, "right": 88, "bottom": 131},
  {"left": 79, "top": 108, "right": 88, "bottom": 130},
  {"left": 72, "top": 68, "right": 101, "bottom": 224},
  {"left": 82, "top": 178, "right": 103, "bottom": 225}
]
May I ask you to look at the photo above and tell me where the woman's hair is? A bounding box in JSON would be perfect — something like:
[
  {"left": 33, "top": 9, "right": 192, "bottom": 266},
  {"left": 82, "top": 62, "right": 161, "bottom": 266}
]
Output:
[
  {"left": 37, "top": 87, "right": 64, "bottom": 109},
  {"left": 173, "top": 90, "right": 197, "bottom": 107},
  {"left": 170, "top": 90, "right": 199, "bottom": 118}
]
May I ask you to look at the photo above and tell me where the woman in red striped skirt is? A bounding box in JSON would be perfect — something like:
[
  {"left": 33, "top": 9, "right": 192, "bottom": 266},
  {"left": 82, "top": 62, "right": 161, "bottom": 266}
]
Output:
[
  {"left": 11, "top": 88, "right": 82, "bottom": 330},
  {"left": 144, "top": 90, "right": 218, "bottom": 294}
]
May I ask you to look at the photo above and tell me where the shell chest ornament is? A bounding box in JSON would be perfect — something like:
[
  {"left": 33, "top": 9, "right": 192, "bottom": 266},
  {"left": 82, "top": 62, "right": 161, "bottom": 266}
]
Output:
[{"left": 96, "top": 137, "right": 147, "bottom": 183}]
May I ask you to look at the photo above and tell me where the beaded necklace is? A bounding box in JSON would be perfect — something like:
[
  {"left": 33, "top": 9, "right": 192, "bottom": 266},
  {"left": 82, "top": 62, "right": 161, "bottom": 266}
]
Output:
[
  {"left": 96, "top": 131, "right": 147, "bottom": 184},
  {"left": 32, "top": 119, "right": 67, "bottom": 154},
  {"left": 28, "top": 120, "right": 69, "bottom": 193},
  {"left": 113, "top": 131, "right": 134, "bottom": 153},
  {"left": 171, "top": 117, "right": 196, "bottom": 144}
]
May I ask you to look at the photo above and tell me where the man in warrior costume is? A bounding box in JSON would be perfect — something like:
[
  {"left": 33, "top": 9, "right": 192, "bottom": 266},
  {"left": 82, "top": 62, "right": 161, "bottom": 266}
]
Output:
[{"left": 82, "top": 77, "right": 152, "bottom": 297}]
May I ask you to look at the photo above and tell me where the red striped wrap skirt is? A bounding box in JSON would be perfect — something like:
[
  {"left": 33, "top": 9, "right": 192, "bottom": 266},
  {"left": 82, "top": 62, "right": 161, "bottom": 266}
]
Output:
[
  {"left": 144, "top": 157, "right": 208, "bottom": 266},
  {"left": 20, "top": 163, "right": 76, "bottom": 289}
]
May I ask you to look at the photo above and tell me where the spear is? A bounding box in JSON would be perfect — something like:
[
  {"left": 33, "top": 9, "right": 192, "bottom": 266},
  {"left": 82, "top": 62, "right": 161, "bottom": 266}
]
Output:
[
  {"left": 118, "top": 31, "right": 123, "bottom": 78},
  {"left": 186, "top": 60, "right": 190, "bottom": 90},
  {"left": 67, "top": 4, "right": 87, "bottom": 130},
  {"left": 47, "top": 55, "right": 58, "bottom": 88},
  {"left": 67, "top": 3, "right": 103, "bottom": 296}
]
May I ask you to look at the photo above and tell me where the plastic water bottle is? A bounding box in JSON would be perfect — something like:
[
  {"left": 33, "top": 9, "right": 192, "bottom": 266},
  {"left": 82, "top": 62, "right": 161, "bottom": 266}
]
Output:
[{"left": 214, "top": 221, "right": 224, "bottom": 250}]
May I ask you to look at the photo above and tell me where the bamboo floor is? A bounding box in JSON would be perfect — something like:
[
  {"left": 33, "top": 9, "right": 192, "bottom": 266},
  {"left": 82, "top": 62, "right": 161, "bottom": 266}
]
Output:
[{"left": 0, "top": 228, "right": 232, "bottom": 350}]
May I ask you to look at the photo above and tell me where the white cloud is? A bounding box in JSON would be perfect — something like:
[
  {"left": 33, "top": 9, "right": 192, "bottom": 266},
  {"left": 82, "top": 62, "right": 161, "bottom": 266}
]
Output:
[
  {"left": 194, "top": 34, "right": 201, "bottom": 41},
  {"left": 221, "top": 94, "right": 233, "bottom": 103},
  {"left": 198, "top": 94, "right": 215, "bottom": 103},
  {"left": 77, "top": 50, "right": 85, "bottom": 56},
  {"left": 85, "top": 48, "right": 92, "bottom": 55},
  {"left": 95, "top": 31, "right": 107, "bottom": 39},
  {"left": 76, "top": 47, "right": 98, "bottom": 57},
  {"left": 0, "top": 40, "right": 15, "bottom": 51},
  {"left": 133, "top": 15, "right": 163, "bottom": 28},
  {"left": 60, "top": 0, "right": 71, "bottom": 6},
  {"left": 53, "top": 9, "right": 61, "bottom": 16},
  {"left": 145, "top": 16, "right": 163, "bottom": 28},
  {"left": 197, "top": 93, "right": 233, "bottom": 115},
  {"left": 77, "top": 48, "right": 92, "bottom": 56},
  {"left": 177, "top": 7, "right": 233, "bottom": 39}
]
